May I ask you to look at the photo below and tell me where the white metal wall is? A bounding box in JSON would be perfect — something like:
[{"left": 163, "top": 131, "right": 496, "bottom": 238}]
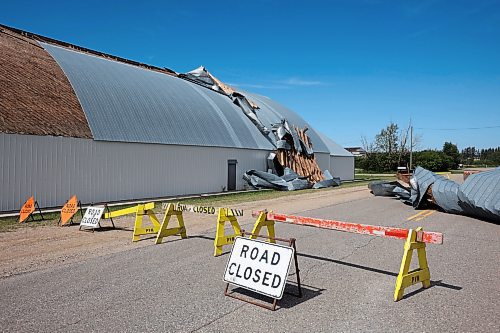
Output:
[
  {"left": 330, "top": 156, "right": 355, "bottom": 180},
  {"left": 315, "top": 153, "right": 331, "bottom": 173},
  {"left": 0, "top": 134, "right": 269, "bottom": 212}
]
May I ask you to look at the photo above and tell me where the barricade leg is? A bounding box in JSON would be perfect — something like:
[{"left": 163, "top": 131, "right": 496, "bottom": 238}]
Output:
[
  {"left": 394, "top": 227, "right": 431, "bottom": 301},
  {"left": 250, "top": 211, "right": 276, "bottom": 243},
  {"left": 213, "top": 208, "right": 242, "bottom": 257},
  {"left": 132, "top": 204, "right": 145, "bottom": 242},
  {"left": 155, "top": 203, "right": 187, "bottom": 244},
  {"left": 132, "top": 205, "right": 162, "bottom": 242}
]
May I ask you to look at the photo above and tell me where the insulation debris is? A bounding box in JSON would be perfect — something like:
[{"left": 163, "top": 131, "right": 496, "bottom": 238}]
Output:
[{"left": 369, "top": 166, "right": 500, "bottom": 222}]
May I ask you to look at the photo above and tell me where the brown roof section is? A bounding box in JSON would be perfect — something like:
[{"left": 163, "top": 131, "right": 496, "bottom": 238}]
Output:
[{"left": 0, "top": 27, "right": 93, "bottom": 138}]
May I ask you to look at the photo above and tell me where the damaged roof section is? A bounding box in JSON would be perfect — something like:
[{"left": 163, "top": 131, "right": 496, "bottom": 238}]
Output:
[
  {"left": 0, "top": 26, "right": 92, "bottom": 138},
  {"left": 243, "top": 121, "right": 341, "bottom": 191},
  {"left": 180, "top": 66, "right": 270, "bottom": 135}
]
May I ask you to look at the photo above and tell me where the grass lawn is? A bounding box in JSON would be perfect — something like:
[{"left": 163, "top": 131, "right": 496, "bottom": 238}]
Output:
[{"left": 0, "top": 177, "right": 395, "bottom": 233}]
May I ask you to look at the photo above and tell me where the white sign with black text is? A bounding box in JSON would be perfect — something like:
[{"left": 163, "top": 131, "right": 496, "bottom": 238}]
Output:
[
  {"left": 223, "top": 237, "right": 294, "bottom": 299},
  {"left": 80, "top": 206, "right": 105, "bottom": 228}
]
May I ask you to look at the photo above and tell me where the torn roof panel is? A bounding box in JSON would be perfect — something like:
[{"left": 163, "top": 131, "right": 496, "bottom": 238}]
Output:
[{"left": 244, "top": 93, "right": 331, "bottom": 154}]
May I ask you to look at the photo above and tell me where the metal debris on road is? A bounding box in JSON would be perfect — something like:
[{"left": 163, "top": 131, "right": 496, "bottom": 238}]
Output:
[{"left": 369, "top": 166, "right": 500, "bottom": 222}]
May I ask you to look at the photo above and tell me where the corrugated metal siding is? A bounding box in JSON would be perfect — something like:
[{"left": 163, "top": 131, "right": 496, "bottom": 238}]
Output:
[
  {"left": 0, "top": 133, "right": 269, "bottom": 212},
  {"left": 330, "top": 156, "right": 355, "bottom": 180},
  {"left": 315, "top": 153, "right": 331, "bottom": 173},
  {"left": 40, "top": 42, "right": 274, "bottom": 151}
]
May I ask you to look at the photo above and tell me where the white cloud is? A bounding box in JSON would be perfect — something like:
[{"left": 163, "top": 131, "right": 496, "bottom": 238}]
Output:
[
  {"left": 226, "top": 77, "right": 328, "bottom": 90},
  {"left": 279, "top": 77, "right": 325, "bottom": 86}
]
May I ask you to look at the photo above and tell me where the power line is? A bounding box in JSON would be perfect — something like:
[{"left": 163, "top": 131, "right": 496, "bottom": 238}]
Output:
[{"left": 414, "top": 125, "right": 500, "bottom": 131}]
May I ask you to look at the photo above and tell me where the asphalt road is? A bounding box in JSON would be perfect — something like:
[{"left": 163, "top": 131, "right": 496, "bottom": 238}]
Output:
[{"left": 1, "top": 193, "right": 499, "bottom": 332}]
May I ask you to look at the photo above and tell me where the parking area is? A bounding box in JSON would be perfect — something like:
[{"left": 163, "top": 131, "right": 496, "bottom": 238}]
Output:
[{"left": 0, "top": 185, "right": 498, "bottom": 332}]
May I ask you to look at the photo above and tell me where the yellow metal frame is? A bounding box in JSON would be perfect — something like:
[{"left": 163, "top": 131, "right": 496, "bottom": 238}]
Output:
[
  {"left": 155, "top": 203, "right": 187, "bottom": 244},
  {"left": 103, "top": 203, "right": 154, "bottom": 219},
  {"left": 213, "top": 208, "right": 242, "bottom": 256},
  {"left": 250, "top": 211, "right": 276, "bottom": 243},
  {"left": 394, "top": 227, "right": 431, "bottom": 301},
  {"left": 103, "top": 202, "right": 160, "bottom": 242},
  {"left": 132, "top": 203, "right": 161, "bottom": 242}
]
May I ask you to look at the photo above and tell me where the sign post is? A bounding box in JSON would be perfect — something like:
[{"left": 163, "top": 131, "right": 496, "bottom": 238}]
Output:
[{"left": 223, "top": 235, "right": 301, "bottom": 310}]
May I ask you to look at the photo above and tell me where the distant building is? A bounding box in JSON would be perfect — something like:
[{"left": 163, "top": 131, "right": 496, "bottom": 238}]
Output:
[{"left": 346, "top": 147, "right": 367, "bottom": 157}]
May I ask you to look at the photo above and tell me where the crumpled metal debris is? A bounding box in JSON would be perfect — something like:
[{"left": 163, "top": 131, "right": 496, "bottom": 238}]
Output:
[
  {"left": 368, "top": 180, "right": 409, "bottom": 197},
  {"left": 313, "top": 170, "right": 341, "bottom": 189},
  {"left": 267, "top": 152, "right": 284, "bottom": 175},
  {"left": 180, "top": 66, "right": 219, "bottom": 90},
  {"left": 370, "top": 166, "right": 500, "bottom": 222},
  {"left": 243, "top": 168, "right": 309, "bottom": 191},
  {"left": 271, "top": 119, "right": 314, "bottom": 156},
  {"left": 276, "top": 140, "right": 291, "bottom": 150},
  {"left": 243, "top": 167, "right": 340, "bottom": 191}
]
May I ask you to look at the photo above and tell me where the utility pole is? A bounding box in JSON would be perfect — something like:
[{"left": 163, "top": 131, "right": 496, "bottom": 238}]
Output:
[{"left": 410, "top": 125, "right": 413, "bottom": 171}]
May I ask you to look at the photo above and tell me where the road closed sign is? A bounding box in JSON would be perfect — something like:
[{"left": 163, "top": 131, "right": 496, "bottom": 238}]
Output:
[
  {"left": 224, "top": 237, "right": 294, "bottom": 299},
  {"left": 80, "top": 206, "right": 105, "bottom": 228}
]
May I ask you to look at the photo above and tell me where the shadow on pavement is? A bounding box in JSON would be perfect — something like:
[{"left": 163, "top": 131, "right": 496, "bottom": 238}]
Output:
[
  {"left": 298, "top": 252, "right": 462, "bottom": 298},
  {"left": 401, "top": 280, "right": 462, "bottom": 300},
  {"left": 227, "top": 282, "right": 325, "bottom": 310}
]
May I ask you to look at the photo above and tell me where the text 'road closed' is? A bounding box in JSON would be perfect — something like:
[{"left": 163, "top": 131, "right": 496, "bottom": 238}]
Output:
[{"left": 223, "top": 237, "right": 294, "bottom": 299}]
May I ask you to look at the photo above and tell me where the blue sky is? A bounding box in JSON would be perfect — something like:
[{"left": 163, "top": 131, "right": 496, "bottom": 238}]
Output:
[{"left": 2, "top": 0, "right": 499, "bottom": 150}]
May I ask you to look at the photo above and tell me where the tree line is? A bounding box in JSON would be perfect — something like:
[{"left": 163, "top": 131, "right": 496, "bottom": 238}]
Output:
[
  {"left": 461, "top": 147, "right": 500, "bottom": 165},
  {"left": 357, "top": 122, "right": 499, "bottom": 172}
]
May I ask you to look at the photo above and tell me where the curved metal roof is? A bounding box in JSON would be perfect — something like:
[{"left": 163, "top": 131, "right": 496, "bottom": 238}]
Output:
[
  {"left": 41, "top": 41, "right": 344, "bottom": 155},
  {"left": 41, "top": 42, "right": 274, "bottom": 150},
  {"left": 317, "top": 132, "right": 354, "bottom": 157}
]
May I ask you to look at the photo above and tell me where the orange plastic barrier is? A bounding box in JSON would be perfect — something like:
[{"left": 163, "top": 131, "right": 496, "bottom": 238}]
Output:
[
  {"left": 19, "top": 197, "right": 35, "bottom": 223},
  {"left": 60, "top": 195, "right": 82, "bottom": 226}
]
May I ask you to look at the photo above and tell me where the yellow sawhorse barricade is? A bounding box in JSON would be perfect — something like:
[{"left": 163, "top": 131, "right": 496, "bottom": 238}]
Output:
[
  {"left": 213, "top": 208, "right": 242, "bottom": 256},
  {"left": 250, "top": 210, "right": 276, "bottom": 243},
  {"left": 104, "top": 202, "right": 161, "bottom": 242},
  {"left": 394, "top": 227, "right": 431, "bottom": 301},
  {"left": 155, "top": 203, "right": 247, "bottom": 257},
  {"left": 155, "top": 203, "right": 188, "bottom": 244}
]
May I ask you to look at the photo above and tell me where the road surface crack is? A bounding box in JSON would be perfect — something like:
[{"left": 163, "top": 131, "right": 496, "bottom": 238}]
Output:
[
  {"left": 55, "top": 318, "right": 84, "bottom": 331},
  {"left": 190, "top": 303, "right": 246, "bottom": 332}
]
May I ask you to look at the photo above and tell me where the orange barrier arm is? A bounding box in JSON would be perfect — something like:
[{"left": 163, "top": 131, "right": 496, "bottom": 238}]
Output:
[{"left": 252, "top": 211, "right": 443, "bottom": 245}]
